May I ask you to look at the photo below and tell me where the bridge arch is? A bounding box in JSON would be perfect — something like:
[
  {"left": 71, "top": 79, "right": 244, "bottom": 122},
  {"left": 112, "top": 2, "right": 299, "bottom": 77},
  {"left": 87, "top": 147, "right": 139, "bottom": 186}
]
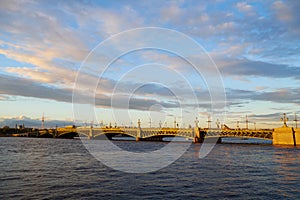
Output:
[
  {"left": 141, "top": 128, "right": 194, "bottom": 140},
  {"left": 204, "top": 130, "right": 273, "bottom": 140}
]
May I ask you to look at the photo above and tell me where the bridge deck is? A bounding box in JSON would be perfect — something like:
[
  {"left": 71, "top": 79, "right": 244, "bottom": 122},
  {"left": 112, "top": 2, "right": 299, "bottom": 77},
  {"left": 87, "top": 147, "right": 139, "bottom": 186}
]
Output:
[{"left": 75, "top": 127, "right": 273, "bottom": 140}]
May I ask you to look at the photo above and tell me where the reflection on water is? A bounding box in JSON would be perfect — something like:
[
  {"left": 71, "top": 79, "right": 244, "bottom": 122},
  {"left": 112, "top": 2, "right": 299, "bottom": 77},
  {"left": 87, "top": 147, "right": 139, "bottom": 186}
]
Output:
[
  {"left": 221, "top": 137, "right": 272, "bottom": 145},
  {"left": 273, "top": 146, "right": 299, "bottom": 180},
  {"left": 271, "top": 146, "right": 300, "bottom": 198},
  {"left": 0, "top": 137, "right": 299, "bottom": 199}
]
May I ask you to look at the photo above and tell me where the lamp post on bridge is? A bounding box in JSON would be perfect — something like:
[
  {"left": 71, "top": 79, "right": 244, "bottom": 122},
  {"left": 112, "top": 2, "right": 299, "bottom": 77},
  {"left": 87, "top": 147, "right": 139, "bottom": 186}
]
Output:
[
  {"left": 281, "top": 113, "right": 288, "bottom": 127},
  {"left": 159, "top": 120, "right": 162, "bottom": 128},
  {"left": 207, "top": 115, "right": 212, "bottom": 129},
  {"left": 236, "top": 121, "right": 240, "bottom": 130},
  {"left": 245, "top": 115, "right": 249, "bottom": 130},
  {"left": 294, "top": 113, "right": 298, "bottom": 129},
  {"left": 91, "top": 120, "right": 94, "bottom": 128},
  {"left": 216, "top": 119, "right": 220, "bottom": 129},
  {"left": 195, "top": 117, "right": 199, "bottom": 128},
  {"left": 136, "top": 119, "right": 141, "bottom": 142},
  {"left": 174, "top": 117, "right": 176, "bottom": 128}
]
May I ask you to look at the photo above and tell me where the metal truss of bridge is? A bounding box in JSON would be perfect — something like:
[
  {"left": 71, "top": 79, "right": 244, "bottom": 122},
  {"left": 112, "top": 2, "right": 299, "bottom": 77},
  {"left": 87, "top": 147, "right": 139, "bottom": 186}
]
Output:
[{"left": 75, "top": 126, "right": 273, "bottom": 143}]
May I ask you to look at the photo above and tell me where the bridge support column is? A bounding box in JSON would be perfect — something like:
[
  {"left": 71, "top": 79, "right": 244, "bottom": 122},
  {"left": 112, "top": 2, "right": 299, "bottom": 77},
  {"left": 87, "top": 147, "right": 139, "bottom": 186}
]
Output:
[
  {"left": 273, "top": 126, "right": 296, "bottom": 146},
  {"left": 193, "top": 127, "right": 201, "bottom": 143},
  {"left": 53, "top": 129, "right": 58, "bottom": 138},
  {"left": 136, "top": 119, "right": 141, "bottom": 142},
  {"left": 294, "top": 128, "right": 300, "bottom": 146},
  {"left": 88, "top": 127, "right": 94, "bottom": 140}
]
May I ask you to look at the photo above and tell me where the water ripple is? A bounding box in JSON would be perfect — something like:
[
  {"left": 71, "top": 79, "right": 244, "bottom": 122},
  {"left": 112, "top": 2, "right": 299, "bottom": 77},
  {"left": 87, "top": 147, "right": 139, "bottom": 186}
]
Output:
[{"left": 0, "top": 138, "right": 299, "bottom": 199}]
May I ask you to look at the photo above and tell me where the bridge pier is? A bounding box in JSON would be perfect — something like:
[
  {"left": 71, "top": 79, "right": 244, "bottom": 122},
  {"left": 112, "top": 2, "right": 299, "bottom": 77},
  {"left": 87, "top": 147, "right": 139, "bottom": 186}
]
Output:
[
  {"left": 88, "top": 127, "right": 94, "bottom": 140},
  {"left": 294, "top": 128, "right": 300, "bottom": 146},
  {"left": 53, "top": 129, "right": 58, "bottom": 138},
  {"left": 193, "top": 127, "right": 202, "bottom": 143},
  {"left": 136, "top": 119, "right": 141, "bottom": 142},
  {"left": 273, "top": 125, "right": 299, "bottom": 146}
]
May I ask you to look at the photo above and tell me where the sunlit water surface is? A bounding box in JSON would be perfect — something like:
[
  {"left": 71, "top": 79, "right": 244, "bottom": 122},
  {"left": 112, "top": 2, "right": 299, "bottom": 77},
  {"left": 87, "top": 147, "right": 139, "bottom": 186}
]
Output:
[{"left": 0, "top": 137, "right": 299, "bottom": 199}]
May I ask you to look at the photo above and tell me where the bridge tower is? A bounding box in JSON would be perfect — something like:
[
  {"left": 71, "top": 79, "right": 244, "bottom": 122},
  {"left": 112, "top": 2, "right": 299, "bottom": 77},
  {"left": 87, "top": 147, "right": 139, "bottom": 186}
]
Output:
[
  {"left": 136, "top": 119, "right": 141, "bottom": 141},
  {"left": 193, "top": 117, "right": 201, "bottom": 143},
  {"left": 273, "top": 113, "right": 298, "bottom": 146},
  {"left": 294, "top": 113, "right": 298, "bottom": 129}
]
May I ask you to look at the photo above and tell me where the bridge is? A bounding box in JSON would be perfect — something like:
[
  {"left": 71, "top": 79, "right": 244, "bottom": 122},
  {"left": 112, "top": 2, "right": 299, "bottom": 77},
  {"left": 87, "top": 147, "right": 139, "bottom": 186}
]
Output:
[
  {"left": 10, "top": 121, "right": 300, "bottom": 146},
  {"left": 72, "top": 114, "right": 300, "bottom": 145},
  {"left": 74, "top": 126, "right": 273, "bottom": 143}
]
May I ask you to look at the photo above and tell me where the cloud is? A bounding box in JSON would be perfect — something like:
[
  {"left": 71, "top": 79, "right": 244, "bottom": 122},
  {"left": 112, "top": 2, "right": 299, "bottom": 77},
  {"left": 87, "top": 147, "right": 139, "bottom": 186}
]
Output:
[
  {"left": 248, "top": 112, "right": 298, "bottom": 126},
  {"left": 0, "top": 0, "right": 146, "bottom": 93},
  {"left": 0, "top": 115, "right": 74, "bottom": 128},
  {"left": 0, "top": 74, "right": 183, "bottom": 111},
  {"left": 0, "top": 4, "right": 88, "bottom": 61},
  {"left": 0, "top": 0, "right": 299, "bottom": 125},
  {"left": 271, "top": 1, "right": 300, "bottom": 38},
  {"left": 0, "top": 95, "right": 9, "bottom": 100},
  {"left": 227, "top": 88, "right": 300, "bottom": 105},
  {"left": 236, "top": 2, "right": 256, "bottom": 16},
  {"left": 255, "top": 89, "right": 300, "bottom": 104},
  {"left": 251, "top": 113, "right": 282, "bottom": 119},
  {"left": 5, "top": 67, "right": 58, "bottom": 84},
  {"left": 255, "top": 86, "right": 268, "bottom": 91},
  {"left": 272, "top": 1, "right": 292, "bottom": 22},
  {"left": 1, "top": 0, "right": 299, "bottom": 84},
  {"left": 0, "top": 74, "right": 73, "bottom": 102},
  {"left": 64, "top": 1, "right": 143, "bottom": 37},
  {"left": 160, "top": 2, "right": 184, "bottom": 22},
  {"left": 219, "top": 58, "right": 300, "bottom": 79}
]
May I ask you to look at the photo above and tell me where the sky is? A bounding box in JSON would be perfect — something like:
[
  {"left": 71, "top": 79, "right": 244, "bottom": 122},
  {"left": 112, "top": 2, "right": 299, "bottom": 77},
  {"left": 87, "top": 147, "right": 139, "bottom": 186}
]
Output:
[{"left": 0, "top": 0, "right": 299, "bottom": 129}]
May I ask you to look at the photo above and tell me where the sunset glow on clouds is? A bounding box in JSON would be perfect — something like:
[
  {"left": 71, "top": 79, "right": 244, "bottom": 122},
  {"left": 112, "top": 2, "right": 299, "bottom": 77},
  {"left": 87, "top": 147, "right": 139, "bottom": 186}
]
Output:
[{"left": 0, "top": 0, "right": 299, "bottom": 128}]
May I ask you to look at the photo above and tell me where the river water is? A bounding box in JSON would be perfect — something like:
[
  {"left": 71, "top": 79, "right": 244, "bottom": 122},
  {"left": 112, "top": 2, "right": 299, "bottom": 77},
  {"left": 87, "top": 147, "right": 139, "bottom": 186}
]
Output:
[{"left": 0, "top": 137, "right": 299, "bottom": 199}]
